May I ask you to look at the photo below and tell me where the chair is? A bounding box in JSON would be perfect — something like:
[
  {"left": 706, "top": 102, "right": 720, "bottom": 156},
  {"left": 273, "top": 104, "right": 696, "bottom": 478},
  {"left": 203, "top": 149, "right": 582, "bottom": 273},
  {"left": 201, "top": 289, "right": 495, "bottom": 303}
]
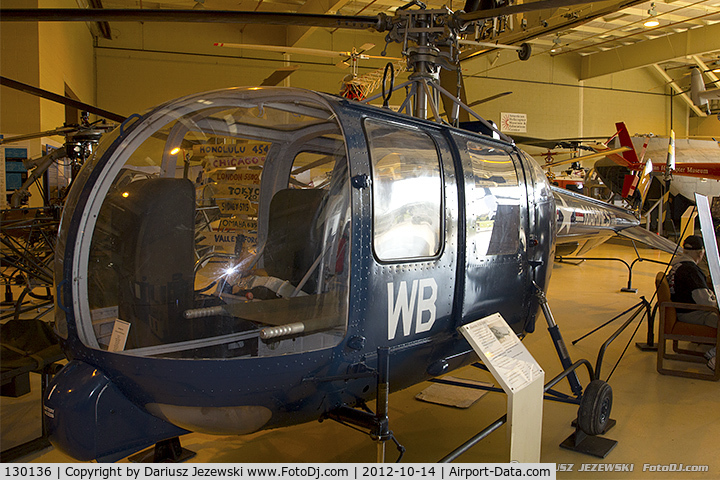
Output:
[
  {"left": 263, "top": 188, "right": 326, "bottom": 293},
  {"left": 655, "top": 272, "right": 720, "bottom": 381}
]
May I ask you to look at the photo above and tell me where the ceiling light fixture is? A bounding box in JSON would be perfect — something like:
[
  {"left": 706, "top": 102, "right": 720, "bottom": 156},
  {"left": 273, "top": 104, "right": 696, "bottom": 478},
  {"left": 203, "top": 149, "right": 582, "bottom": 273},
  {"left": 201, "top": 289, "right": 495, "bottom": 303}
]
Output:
[{"left": 644, "top": 3, "right": 659, "bottom": 27}]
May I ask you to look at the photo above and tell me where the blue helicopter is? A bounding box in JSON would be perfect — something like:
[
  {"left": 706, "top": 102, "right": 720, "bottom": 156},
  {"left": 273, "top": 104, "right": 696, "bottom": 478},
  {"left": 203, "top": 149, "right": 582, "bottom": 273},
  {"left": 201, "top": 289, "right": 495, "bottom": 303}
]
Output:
[
  {"left": 1, "top": 2, "right": 678, "bottom": 463},
  {"left": 42, "top": 83, "right": 678, "bottom": 462}
]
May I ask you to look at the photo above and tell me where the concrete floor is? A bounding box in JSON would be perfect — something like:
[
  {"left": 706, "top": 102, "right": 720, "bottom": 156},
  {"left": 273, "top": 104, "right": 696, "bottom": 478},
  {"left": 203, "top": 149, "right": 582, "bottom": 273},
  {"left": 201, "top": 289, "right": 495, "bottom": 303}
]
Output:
[{"left": 2, "top": 240, "right": 718, "bottom": 477}]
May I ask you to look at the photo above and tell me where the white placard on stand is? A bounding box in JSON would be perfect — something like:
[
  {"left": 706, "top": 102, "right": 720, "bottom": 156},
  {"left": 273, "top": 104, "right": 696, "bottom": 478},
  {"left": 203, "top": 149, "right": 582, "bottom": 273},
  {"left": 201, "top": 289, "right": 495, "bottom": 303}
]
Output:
[
  {"left": 695, "top": 194, "right": 720, "bottom": 306},
  {"left": 459, "top": 313, "right": 545, "bottom": 462}
]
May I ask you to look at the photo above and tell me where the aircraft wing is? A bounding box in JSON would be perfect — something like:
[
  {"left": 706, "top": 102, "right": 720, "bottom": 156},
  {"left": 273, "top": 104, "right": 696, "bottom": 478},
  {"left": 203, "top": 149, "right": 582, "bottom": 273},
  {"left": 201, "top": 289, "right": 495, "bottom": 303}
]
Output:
[
  {"left": 552, "top": 187, "right": 679, "bottom": 256},
  {"left": 543, "top": 146, "right": 629, "bottom": 169},
  {"left": 615, "top": 225, "right": 681, "bottom": 255}
]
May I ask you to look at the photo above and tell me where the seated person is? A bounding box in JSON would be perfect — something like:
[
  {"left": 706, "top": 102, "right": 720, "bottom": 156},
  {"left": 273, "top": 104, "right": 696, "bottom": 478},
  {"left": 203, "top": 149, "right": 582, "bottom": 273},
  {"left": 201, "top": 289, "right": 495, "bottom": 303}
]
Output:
[{"left": 667, "top": 235, "right": 719, "bottom": 369}]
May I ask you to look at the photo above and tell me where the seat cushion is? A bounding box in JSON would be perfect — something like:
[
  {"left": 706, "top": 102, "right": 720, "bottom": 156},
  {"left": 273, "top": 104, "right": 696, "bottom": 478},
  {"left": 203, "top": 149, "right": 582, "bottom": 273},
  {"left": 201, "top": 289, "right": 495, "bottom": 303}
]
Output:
[{"left": 670, "top": 321, "right": 717, "bottom": 338}]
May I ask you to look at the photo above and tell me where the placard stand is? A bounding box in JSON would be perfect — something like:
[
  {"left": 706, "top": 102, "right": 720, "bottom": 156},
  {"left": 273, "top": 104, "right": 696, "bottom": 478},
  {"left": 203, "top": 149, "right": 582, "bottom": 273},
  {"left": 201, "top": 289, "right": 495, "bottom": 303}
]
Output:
[{"left": 458, "top": 313, "right": 545, "bottom": 462}]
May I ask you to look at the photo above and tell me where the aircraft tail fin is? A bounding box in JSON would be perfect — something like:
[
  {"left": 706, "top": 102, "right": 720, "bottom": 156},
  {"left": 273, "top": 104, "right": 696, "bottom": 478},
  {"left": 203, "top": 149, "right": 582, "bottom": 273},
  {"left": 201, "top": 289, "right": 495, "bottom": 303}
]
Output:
[
  {"left": 614, "top": 122, "right": 642, "bottom": 168},
  {"left": 637, "top": 159, "right": 654, "bottom": 206},
  {"left": 621, "top": 173, "right": 639, "bottom": 198}
]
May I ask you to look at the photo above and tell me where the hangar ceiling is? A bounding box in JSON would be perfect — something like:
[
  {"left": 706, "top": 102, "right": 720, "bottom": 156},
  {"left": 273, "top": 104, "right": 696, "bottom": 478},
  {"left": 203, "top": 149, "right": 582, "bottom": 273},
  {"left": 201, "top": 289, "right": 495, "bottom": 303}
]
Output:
[{"left": 93, "top": 0, "right": 720, "bottom": 113}]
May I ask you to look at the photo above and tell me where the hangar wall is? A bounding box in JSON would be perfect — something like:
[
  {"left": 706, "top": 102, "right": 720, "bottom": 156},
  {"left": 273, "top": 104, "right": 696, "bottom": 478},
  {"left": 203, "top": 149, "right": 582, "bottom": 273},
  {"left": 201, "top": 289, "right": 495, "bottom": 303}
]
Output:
[
  {"left": 94, "top": 24, "right": 393, "bottom": 118},
  {"left": 1, "top": 0, "right": 95, "bottom": 138},
  {"left": 1, "top": 1, "right": 41, "bottom": 140},
  {"left": 94, "top": 21, "right": 704, "bottom": 143},
  {"left": 3, "top": 13, "right": 718, "bottom": 153},
  {"left": 1, "top": 0, "right": 95, "bottom": 207},
  {"left": 38, "top": 1, "right": 96, "bottom": 134},
  {"left": 459, "top": 48, "right": 709, "bottom": 141}
]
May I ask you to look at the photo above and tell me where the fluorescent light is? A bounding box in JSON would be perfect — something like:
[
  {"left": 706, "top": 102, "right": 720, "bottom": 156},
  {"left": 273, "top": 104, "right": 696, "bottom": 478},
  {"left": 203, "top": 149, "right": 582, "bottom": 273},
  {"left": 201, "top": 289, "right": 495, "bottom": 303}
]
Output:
[{"left": 644, "top": 19, "right": 659, "bottom": 27}]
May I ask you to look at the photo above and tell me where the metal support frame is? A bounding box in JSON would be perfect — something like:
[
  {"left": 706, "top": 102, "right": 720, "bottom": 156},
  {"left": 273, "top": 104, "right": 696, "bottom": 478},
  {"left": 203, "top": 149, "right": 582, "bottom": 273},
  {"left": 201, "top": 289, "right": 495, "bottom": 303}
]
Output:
[
  {"left": 644, "top": 197, "right": 665, "bottom": 235},
  {"left": 572, "top": 297, "right": 653, "bottom": 381},
  {"left": 362, "top": 52, "right": 513, "bottom": 142},
  {"left": 433, "top": 281, "right": 609, "bottom": 462},
  {"left": 634, "top": 300, "right": 658, "bottom": 351},
  {"left": 556, "top": 255, "right": 670, "bottom": 293},
  {"left": 436, "top": 358, "right": 598, "bottom": 462}
]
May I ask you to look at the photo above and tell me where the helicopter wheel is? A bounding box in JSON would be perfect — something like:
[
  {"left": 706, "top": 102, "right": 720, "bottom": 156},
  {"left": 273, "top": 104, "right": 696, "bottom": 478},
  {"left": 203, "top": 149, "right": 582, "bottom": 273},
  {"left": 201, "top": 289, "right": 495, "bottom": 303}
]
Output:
[
  {"left": 577, "top": 379, "right": 612, "bottom": 436},
  {"left": 517, "top": 43, "right": 532, "bottom": 61}
]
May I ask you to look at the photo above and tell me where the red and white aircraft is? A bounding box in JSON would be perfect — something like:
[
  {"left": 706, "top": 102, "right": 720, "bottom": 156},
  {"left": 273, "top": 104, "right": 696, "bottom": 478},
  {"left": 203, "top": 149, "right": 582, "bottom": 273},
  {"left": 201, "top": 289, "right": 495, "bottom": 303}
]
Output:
[{"left": 599, "top": 122, "right": 720, "bottom": 203}]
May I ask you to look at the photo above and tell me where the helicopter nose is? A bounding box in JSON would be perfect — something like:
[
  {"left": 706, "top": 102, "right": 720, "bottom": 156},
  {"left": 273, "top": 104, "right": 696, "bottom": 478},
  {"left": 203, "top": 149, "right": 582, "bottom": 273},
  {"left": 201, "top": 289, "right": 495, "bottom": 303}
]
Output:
[{"left": 145, "top": 403, "right": 272, "bottom": 435}]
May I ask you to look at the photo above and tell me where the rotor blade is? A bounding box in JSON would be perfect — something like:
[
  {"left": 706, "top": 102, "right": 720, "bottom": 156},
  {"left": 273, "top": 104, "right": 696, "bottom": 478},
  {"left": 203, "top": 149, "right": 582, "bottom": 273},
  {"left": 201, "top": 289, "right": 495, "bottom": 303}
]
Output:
[
  {"left": 361, "top": 54, "right": 404, "bottom": 60},
  {"left": 0, "top": 9, "right": 381, "bottom": 30},
  {"left": 467, "top": 91, "right": 512, "bottom": 107},
  {"left": 216, "top": 43, "right": 347, "bottom": 58},
  {"left": 459, "top": 0, "right": 601, "bottom": 24},
  {"left": 0, "top": 126, "right": 79, "bottom": 145},
  {"left": 1, "top": 76, "right": 126, "bottom": 123},
  {"left": 543, "top": 147, "right": 630, "bottom": 168}
]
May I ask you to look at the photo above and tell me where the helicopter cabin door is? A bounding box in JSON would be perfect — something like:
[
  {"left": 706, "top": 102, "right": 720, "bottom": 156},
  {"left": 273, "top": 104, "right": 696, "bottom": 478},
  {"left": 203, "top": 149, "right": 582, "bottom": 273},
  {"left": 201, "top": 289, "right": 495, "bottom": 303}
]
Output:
[
  {"left": 450, "top": 131, "right": 531, "bottom": 334},
  {"left": 363, "top": 119, "right": 459, "bottom": 358}
]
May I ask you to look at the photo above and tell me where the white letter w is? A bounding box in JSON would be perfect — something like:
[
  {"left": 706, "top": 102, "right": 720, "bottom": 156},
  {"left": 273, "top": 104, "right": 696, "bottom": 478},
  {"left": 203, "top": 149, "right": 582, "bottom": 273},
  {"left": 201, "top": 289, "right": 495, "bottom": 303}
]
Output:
[{"left": 387, "top": 280, "right": 417, "bottom": 340}]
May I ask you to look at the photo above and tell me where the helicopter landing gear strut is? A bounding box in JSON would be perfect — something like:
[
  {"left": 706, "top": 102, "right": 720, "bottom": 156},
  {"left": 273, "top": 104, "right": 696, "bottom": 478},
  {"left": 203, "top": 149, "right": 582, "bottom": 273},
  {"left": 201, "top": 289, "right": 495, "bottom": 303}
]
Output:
[
  {"left": 534, "top": 283, "right": 618, "bottom": 458},
  {"left": 323, "top": 347, "right": 405, "bottom": 463}
]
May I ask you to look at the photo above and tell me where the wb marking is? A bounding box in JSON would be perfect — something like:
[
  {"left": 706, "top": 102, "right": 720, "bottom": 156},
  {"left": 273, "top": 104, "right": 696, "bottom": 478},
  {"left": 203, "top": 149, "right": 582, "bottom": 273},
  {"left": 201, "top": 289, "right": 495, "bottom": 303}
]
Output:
[{"left": 387, "top": 278, "right": 437, "bottom": 340}]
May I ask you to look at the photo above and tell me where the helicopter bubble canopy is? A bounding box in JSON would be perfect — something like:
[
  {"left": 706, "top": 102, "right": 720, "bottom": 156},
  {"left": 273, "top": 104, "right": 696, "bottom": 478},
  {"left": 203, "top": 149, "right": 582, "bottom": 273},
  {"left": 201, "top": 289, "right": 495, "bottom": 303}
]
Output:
[{"left": 58, "top": 88, "right": 351, "bottom": 359}]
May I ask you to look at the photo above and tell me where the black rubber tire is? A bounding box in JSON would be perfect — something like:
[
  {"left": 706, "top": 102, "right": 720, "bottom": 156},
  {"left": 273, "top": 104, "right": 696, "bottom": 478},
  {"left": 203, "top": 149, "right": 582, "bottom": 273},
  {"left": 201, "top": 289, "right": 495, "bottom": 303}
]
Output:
[
  {"left": 518, "top": 43, "right": 532, "bottom": 61},
  {"left": 577, "top": 379, "right": 612, "bottom": 436}
]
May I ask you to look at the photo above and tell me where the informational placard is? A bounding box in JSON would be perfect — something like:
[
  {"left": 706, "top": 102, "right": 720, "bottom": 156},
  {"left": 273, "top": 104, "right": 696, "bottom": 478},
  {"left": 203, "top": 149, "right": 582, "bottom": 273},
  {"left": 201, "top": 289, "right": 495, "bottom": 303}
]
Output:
[
  {"left": 459, "top": 313, "right": 544, "bottom": 462},
  {"left": 696, "top": 194, "right": 720, "bottom": 307},
  {"left": 108, "top": 319, "right": 131, "bottom": 352},
  {"left": 459, "top": 313, "right": 544, "bottom": 394},
  {"left": 499, "top": 113, "right": 527, "bottom": 133}
]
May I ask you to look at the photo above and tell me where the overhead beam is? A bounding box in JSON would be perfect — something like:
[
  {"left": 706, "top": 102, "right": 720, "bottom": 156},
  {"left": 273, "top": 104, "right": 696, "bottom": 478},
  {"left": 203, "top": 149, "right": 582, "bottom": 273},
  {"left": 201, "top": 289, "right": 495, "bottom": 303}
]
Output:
[
  {"left": 650, "top": 64, "right": 707, "bottom": 117},
  {"left": 580, "top": 21, "right": 720, "bottom": 80},
  {"left": 460, "top": 0, "right": 645, "bottom": 62}
]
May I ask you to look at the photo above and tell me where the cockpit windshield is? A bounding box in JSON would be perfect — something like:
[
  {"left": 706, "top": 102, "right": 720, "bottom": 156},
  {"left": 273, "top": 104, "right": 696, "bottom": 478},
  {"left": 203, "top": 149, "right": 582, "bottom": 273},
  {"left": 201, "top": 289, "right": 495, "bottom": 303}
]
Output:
[{"left": 74, "top": 90, "right": 350, "bottom": 359}]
